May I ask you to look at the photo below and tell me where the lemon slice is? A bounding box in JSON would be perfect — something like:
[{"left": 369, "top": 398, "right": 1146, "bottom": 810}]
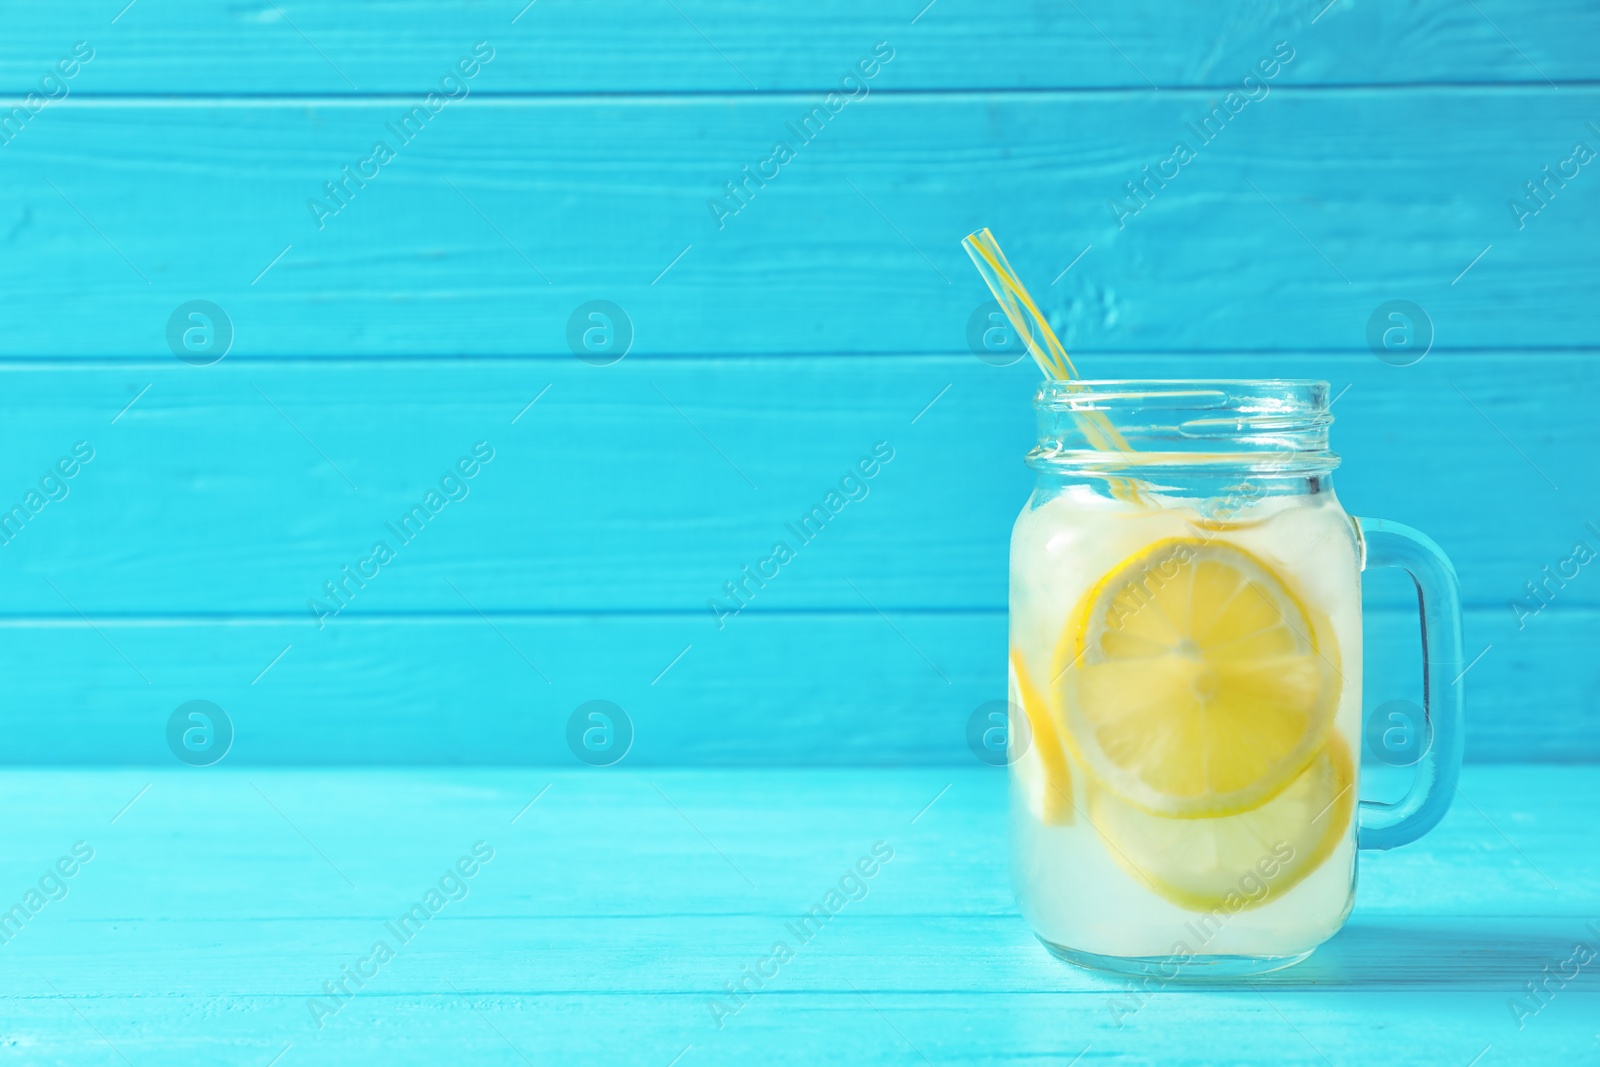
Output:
[
  {"left": 1054, "top": 537, "right": 1340, "bottom": 818},
  {"left": 1087, "top": 734, "right": 1355, "bottom": 912},
  {"left": 1009, "top": 648, "right": 1074, "bottom": 825}
]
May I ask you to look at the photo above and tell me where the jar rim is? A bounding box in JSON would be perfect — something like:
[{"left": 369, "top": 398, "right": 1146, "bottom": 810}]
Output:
[{"left": 1028, "top": 378, "right": 1339, "bottom": 477}]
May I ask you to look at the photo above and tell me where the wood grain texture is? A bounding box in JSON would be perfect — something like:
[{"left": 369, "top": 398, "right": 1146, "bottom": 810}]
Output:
[
  {"left": 0, "top": 608, "right": 1591, "bottom": 764},
  {"left": 0, "top": 355, "right": 1590, "bottom": 614},
  {"left": 1, "top": 1, "right": 1596, "bottom": 93},
  {"left": 0, "top": 355, "right": 1590, "bottom": 763},
  {"left": 0, "top": 766, "right": 1593, "bottom": 1064},
  {"left": 0, "top": 91, "right": 1594, "bottom": 356},
  {"left": 1, "top": 8, "right": 1595, "bottom": 769}
]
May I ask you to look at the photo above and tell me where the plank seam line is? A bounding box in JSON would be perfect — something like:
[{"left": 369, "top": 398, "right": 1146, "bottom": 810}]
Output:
[
  {"left": 0, "top": 348, "right": 1595, "bottom": 369},
  {"left": 10, "top": 82, "right": 1600, "bottom": 104},
  {"left": 3, "top": 987, "right": 1597, "bottom": 999},
  {"left": 0, "top": 603, "right": 1568, "bottom": 625},
  {"left": 0, "top": 609, "right": 1013, "bottom": 626},
  {"left": 39, "top": 911, "right": 1600, "bottom": 922}
]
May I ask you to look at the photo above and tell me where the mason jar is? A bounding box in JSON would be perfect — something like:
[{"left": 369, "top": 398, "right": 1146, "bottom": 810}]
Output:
[{"left": 1006, "top": 380, "right": 1463, "bottom": 977}]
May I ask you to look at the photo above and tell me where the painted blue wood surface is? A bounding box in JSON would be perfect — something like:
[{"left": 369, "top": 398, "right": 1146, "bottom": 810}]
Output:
[
  {"left": 0, "top": 2, "right": 1594, "bottom": 764},
  {"left": 4, "top": 1, "right": 1598, "bottom": 92},
  {"left": 0, "top": 766, "right": 1594, "bottom": 1064},
  {"left": 0, "top": 92, "right": 1596, "bottom": 356},
  {"left": 0, "top": 353, "right": 1592, "bottom": 611},
  {"left": 2, "top": 7, "right": 1594, "bottom": 1066}
]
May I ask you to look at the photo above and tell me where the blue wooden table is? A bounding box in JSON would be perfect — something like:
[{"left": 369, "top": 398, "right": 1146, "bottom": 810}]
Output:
[{"left": 2, "top": 765, "right": 1595, "bottom": 1065}]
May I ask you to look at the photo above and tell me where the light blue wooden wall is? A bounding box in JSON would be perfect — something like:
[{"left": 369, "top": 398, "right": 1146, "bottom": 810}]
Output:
[{"left": 0, "top": 1, "right": 1596, "bottom": 763}]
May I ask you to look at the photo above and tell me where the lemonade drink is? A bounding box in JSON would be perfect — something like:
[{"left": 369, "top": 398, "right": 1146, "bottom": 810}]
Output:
[{"left": 1008, "top": 380, "right": 1361, "bottom": 974}]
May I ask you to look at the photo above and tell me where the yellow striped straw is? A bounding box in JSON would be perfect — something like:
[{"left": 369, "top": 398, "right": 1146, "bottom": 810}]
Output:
[
  {"left": 960, "top": 229, "right": 1143, "bottom": 500},
  {"left": 961, "top": 228, "right": 1078, "bottom": 381}
]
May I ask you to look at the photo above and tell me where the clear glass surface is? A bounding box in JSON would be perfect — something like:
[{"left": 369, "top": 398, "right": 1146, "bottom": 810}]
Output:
[{"left": 1007, "top": 380, "right": 1460, "bottom": 975}]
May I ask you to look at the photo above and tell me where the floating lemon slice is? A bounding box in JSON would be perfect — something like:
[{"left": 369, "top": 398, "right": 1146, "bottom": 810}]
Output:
[
  {"left": 1053, "top": 537, "right": 1340, "bottom": 818},
  {"left": 1087, "top": 734, "right": 1355, "bottom": 912},
  {"left": 1009, "top": 648, "right": 1074, "bottom": 825}
]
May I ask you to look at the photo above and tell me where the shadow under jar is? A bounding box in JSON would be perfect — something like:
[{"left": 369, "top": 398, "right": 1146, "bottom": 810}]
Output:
[{"left": 1006, "top": 380, "right": 1463, "bottom": 978}]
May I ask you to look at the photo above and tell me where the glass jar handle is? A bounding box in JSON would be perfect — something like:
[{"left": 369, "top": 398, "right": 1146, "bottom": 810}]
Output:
[{"left": 1353, "top": 517, "right": 1466, "bottom": 851}]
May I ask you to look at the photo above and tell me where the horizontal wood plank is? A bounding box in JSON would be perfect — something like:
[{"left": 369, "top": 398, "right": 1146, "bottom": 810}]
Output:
[
  {"left": 0, "top": 766, "right": 1593, "bottom": 1063},
  {"left": 0, "top": 355, "right": 1591, "bottom": 615},
  {"left": 0, "top": 91, "right": 1594, "bottom": 355},
  {"left": 4, "top": 992, "right": 1591, "bottom": 1067},
  {"left": 1, "top": 1, "right": 1596, "bottom": 94},
  {"left": 0, "top": 607, "right": 1589, "bottom": 764}
]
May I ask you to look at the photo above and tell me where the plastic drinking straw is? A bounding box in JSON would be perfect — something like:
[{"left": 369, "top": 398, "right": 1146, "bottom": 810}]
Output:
[
  {"left": 961, "top": 228, "right": 1144, "bottom": 500},
  {"left": 961, "top": 228, "right": 1077, "bottom": 380}
]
